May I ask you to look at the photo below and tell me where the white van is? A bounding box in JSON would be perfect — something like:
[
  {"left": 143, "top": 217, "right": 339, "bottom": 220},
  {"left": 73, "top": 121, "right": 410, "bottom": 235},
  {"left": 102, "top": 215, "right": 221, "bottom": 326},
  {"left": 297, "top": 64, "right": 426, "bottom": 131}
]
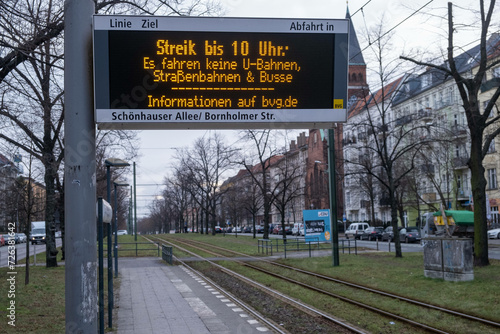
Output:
[
  {"left": 292, "top": 223, "right": 305, "bottom": 236},
  {"left": 345, "top": 222, "right": 370, "bottom": 240}
]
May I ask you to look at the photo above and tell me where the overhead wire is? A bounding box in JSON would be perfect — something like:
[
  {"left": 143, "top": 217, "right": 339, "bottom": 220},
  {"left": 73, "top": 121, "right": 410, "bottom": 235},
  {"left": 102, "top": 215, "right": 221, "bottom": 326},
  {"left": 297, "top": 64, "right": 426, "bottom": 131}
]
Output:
[{"left": 349, "top": 0, "right": 435, "bottom": 62}]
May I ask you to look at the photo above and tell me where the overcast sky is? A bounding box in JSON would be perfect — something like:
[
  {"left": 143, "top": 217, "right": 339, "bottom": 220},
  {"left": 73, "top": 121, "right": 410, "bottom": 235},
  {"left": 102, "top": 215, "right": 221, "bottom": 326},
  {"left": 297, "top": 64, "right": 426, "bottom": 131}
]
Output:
[{"left": 132, "top": 0, "right": 486, "bottom": 217}]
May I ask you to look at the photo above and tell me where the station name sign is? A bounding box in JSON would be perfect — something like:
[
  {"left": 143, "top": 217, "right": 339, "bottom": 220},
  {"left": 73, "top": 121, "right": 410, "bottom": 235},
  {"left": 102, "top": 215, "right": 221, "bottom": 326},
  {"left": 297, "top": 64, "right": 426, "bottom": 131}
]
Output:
[{"left": 93, "top": 16, "right": 349, "bottom": 130}]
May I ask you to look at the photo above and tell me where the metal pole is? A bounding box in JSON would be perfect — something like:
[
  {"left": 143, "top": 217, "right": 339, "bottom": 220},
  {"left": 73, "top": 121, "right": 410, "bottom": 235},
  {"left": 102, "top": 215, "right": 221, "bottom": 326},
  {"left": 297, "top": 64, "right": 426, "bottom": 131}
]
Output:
[
  {"left": 98, "top": 198, "right": 104, "bottom": 334},
  {"left": 114, "top": 184, "right": 118, "bottom": 278},
  {"left": 106, "top": 166, "right": 113, "bottom": 328},
  {"left": 64, "top": 0, "right": 97, "bottom": 332},
  {"left": 328, "top": 128, "right": 340, "bottom": 266},
  {"left": 129, "top": 186, "right": 133, "bottom": 235},
  {"left": 134, "top": 162, "right": 138, "bottom": 241}
]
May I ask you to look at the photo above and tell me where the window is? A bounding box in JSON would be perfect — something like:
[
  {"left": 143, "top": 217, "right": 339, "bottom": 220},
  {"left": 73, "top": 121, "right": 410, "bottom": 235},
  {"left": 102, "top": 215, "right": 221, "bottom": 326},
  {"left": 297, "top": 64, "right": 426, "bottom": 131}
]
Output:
[
  {"left": 455, "top": 145, "right": 460, "bottom": 158},
  {"left": 493, "top": 67, "right": 500, "bottom": 78},
  {"left": 488, "top": 169, "right": 497, "bottom": 190},
  {"left": 487, "top": 140, "right": 496, "bottom": 154}
]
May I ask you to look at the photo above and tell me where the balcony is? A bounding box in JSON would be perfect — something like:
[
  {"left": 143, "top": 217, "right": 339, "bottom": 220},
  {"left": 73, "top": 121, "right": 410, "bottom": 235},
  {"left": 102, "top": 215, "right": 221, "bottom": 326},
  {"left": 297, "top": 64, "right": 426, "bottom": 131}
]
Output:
[
  {"left": 421, "top": 192, "right": 437, "bottom": 202},
  {"left": 451, "top": 125, "right": 468, "bottom": 138},
  {"left": 360, "top": 200, "right": 371, "bottom": 208},
  {"left": 420, "top": 164, "right": 435, "bottom": 174},
  {"left": 417, "top": 108, "right": 433, "bottom": 121},
  {"left": 379, "top": 197, "right": 391, "bottom": 207},
  {"left": 481, "top": 77, "right": 500, "bottom": 93},
  {"left": 457, "top": 188, "right": 471, "bottom": 200},
  {"left": 395, "top": 115, "right": 412, "bottom": 127},
  {"left": 453, "top": 157, "right": 469, "bottom": 169},
  {"left": 343, "top": 137, "right": 356, "bottom": 146}
]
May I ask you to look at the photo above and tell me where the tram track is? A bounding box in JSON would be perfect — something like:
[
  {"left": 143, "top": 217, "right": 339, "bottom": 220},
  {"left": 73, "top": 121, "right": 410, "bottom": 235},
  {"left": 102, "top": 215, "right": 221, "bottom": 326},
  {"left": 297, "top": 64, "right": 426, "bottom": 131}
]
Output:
[
  {"left": 181, "top": 237, "right": 500, "bottom": 329},
  {"left": 146, "top": 235, "right": 368, "bottom": 333},
  {"left": 151, "top": 235, "right": 500, "bottom": 334}
]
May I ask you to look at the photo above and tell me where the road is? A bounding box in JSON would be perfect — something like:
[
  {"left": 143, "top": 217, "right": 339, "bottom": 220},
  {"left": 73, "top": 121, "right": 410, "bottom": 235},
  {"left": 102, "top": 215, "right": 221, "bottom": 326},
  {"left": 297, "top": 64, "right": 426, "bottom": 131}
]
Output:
[
  {"left": 0, "top": 238, "right": 63, "bottom": 268},
  {"left": 234, "top": 232, "right": 500, "bottom": 260},
  {"left": 353, "top": 237, "right": 500, "bottom": 260}
]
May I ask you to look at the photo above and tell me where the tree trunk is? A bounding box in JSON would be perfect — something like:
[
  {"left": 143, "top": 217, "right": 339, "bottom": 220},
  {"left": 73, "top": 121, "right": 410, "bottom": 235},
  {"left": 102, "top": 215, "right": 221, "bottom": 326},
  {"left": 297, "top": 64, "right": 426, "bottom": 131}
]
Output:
[
  {"left": 469, "top": 133, "right": 489, "bottom": 266},
  {"left": 44, "top": 157, "right": 58, "bottom": 267},
  {"left": 263, "top": 201, "right": 270, "bottom": 239},
  {"left": 389, "top": 175, "right": 402, "bottom": 257}
]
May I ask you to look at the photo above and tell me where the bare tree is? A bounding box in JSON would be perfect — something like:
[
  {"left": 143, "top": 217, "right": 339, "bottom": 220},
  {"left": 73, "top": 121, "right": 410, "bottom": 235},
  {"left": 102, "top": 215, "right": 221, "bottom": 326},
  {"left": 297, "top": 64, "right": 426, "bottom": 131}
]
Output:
[
  {"left": 401, "top": 1, "right": 500, "bottom": 266},
  {"left": 239, "top": 130, "right": 285, "bottom": 239},
  {"left": 175, "top": 132, "right": 237, "bottom": 235},
  {"left": 345, "top": 21, "right": 433, "bottom": 257},
  {"left": 272, "top": 148, "right": 305, "bottom": 241},
  {"left": 0, "top": 0, "right": 223, "bottom": 266}
]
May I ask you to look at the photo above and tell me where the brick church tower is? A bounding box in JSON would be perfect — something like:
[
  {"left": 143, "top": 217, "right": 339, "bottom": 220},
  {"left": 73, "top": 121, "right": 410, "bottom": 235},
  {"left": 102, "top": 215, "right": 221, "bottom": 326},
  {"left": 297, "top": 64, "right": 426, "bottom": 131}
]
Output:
[{"left": 306, "top": 6, "right": 368, "bottom": 223}]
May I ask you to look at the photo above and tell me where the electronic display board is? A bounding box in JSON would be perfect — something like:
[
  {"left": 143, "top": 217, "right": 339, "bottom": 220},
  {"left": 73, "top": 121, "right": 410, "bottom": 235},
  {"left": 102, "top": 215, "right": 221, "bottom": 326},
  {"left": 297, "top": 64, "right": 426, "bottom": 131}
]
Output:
[{"left": 93, "top": 16, "right": 349, "bottom": 130}]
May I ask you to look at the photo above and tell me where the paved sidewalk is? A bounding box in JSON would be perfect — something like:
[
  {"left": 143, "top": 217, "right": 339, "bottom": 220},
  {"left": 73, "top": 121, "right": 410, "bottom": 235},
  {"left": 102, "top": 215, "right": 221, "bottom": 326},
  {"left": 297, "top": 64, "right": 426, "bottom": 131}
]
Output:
[{"left": 116, "top": 257, "right": 271, "bottom": 334}]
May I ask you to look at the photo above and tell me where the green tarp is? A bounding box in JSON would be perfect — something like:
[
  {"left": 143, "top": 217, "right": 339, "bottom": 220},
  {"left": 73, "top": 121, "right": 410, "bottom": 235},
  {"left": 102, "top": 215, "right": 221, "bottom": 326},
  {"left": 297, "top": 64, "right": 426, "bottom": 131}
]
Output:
[{"left": 432, "top": 210, "right": 474, "bottom": 226}]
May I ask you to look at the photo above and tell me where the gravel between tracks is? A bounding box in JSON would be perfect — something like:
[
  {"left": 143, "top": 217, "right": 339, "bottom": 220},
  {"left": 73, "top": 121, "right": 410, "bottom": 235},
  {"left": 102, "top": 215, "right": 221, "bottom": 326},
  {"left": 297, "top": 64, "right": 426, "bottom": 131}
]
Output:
[{"left": 191, "top": 264, "right": 354, "bottom": 334}]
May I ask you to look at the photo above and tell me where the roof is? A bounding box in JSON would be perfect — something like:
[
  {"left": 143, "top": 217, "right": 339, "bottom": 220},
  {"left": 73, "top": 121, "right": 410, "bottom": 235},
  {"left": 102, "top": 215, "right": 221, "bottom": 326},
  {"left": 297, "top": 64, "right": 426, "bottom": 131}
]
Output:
[
  {"left": 0, "top": 153, "right": 11, "bottom": 166},
  {"left": 348, "top": 76, "right": 405, "bottom": 119},
  {"left": 346, "top": 6, "right": 365, "bottom": 66},
  {"left": 393, "top": 33, "right": 500, "bottom": 105}
]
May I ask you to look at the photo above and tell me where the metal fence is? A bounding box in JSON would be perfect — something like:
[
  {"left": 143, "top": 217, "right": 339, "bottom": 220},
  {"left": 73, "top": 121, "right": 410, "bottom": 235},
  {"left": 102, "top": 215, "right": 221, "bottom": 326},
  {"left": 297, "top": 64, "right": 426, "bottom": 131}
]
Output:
[
  {"left": 162, "top": 245, "right": 173, "bottom": 265},
  {"left": 114, "top": 242, "right": 160, "bottom": 257},
  {"left": 258, "top": 237, "right": 357, "bottom": 258}
]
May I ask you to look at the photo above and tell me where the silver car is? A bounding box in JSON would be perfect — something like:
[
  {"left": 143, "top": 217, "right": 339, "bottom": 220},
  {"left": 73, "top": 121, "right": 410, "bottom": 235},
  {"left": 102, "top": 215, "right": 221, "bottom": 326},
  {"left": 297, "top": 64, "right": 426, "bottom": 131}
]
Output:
[{"left": 488, "top": 228, "right": 500, "bottom": 239}]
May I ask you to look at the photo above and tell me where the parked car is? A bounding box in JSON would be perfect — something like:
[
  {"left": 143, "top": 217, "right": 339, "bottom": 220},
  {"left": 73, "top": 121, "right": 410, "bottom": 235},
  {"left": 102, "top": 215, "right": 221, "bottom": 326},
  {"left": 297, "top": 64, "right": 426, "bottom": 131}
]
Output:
[
  {"left": 488, "top": 228, "right": 500, "bottom": 239},
  {"left": 256, "top": 225, "right": 265, "bottom": 233},
  {"left": 361, "top": 227, "right": 384, "bottom": 241},
  {"left": 382, "top": 226, "right": 394, "bottom": 242},
  {"left": 284, "top": 226, "right": 292, "bottom": 235},
  {"left": 243, "top": 226, "right": 252, "bottom": 233},
  {"left": 268, "top": 224, "right": 276, "bottom": 234},
  {"left": 233, "top": 226, "right": 242, "bottom": 233},
  {"left": 16, "top": 233, "right": 27, "bottom": 243},
  {"left": 272, "top": 225, "right": 282, "bottom": 235},
  {"left": 214, "top": 226, "right": 223, "bottom": 233},
  {"left": 399, "top": 226, "right": 421, "bottom": 243},
  {"left": 117, "top": 230, "right": 128, "bottom": 235},
  {"left": 292, "top": 223, "right": 305, "bottom": 236},
  {"left": 345, "top": 222, "right": 370, "bottom": 239}
]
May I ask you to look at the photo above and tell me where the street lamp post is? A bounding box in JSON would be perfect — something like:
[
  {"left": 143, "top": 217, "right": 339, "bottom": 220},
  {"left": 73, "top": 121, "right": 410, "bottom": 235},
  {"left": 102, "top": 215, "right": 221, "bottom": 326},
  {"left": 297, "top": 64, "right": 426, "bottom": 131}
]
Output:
[
  {"left": 104, "top": 158, "right": 129, "bottom": 329},
  {"left": 113, "top": 182, "right": 129, "bottom": 278},
  {"left": 133, "top": 162, "right": 137, "bottom": 241},
  {"left": 327, "top": 128, "right": 340, "bottom": 267}
]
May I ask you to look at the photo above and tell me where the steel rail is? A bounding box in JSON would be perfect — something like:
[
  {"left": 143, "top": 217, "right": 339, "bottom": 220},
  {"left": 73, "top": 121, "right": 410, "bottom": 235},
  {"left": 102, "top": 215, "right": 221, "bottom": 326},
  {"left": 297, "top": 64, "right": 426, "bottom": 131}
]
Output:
[
  {"left": 143, "top": 236, "right": 288, "bottom": 334},
  {"left": 150, "top": 236, "right": 368, "bottom": 334},
  {"left": 181, "top": 237, "right": 500, "bottom": 329}
]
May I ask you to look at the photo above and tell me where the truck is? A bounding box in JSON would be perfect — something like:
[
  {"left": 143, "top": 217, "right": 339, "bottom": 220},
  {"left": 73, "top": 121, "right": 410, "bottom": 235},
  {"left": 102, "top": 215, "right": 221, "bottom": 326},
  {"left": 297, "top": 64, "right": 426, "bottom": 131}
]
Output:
[
  {"left": 420, "top": 210, "right": 474, "bottom": 238},
  {"left": 30, "top": 221, "right": 46, "bottom": 244}
]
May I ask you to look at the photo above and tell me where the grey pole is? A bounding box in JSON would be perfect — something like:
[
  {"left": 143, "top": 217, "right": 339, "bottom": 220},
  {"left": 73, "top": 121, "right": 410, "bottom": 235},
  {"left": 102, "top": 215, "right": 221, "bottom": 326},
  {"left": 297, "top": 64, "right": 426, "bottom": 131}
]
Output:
[
  {"left": 106, "top": 166, "right": 113, "bottom": 328},
  {"left": 98, "top": 198, "right": 104, "bottom": 334},
  {"left": 64, "top": 0, "right": 97, "bottom": 333},
  {"left": 114, "top": 183, "right": 118, "bottom": 278},
  {"left": 114, "top": 182, "right": 128, "bottom": 277},
  {"left": 328, "top": 128, "right": 340, "bottom": 267},
  {"left": 134, "top": 162, "right": 138, "bottom": 241}
]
